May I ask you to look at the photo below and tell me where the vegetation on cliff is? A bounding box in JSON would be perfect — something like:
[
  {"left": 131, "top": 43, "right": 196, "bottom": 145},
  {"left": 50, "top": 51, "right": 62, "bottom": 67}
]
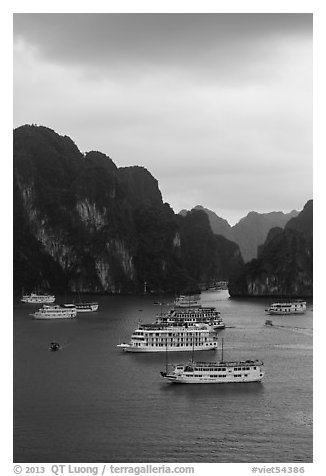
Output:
[
  {"left": 13, "top": 124, "right": 243, "bottom": 294},
  {"left": 181, "top": 205, "right": 298, "bottom": 262},
  {"left": 228, "top": 200, "right": 313, "bottom": 297}
]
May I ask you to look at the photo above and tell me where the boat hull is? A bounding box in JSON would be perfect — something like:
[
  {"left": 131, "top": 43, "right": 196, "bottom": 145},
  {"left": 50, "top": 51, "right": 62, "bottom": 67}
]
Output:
[
  {"left": 21, "top": 296, "right": 56, "bottom": 304},
  {"left": 117, "top": 342, "right": 218, "bottom": 352},
  {"left": 266, "top": 310, "right": 306, "bottom": 315},
  {"left": 33, "top": 315, "right": 76, "bottom": 320},
  {"left": 76, "top": 303, "right": 99, "bottom": 312},
  {"left": 162, "top": 374, "right": 264, "bottom": 384},
  {"left": 213, "top": 324, "right": 225, "bottom": 330}
]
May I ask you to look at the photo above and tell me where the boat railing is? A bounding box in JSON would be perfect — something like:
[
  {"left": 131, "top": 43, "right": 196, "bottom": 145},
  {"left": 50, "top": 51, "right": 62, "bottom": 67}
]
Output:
[{"left": 191, "top": 359, "right": 263, "bottom": 367}]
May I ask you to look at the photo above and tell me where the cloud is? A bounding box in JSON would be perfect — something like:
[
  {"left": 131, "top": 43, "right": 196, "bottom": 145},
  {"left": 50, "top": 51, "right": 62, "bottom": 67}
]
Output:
[{"left": 13, "top": 13, "right": 312, "bottom": 223}]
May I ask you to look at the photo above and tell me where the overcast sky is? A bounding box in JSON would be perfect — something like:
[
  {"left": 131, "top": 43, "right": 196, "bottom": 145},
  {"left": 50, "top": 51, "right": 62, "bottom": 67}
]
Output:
[{"left": 13, "top": 13, "right": 312, "bottom": 225}]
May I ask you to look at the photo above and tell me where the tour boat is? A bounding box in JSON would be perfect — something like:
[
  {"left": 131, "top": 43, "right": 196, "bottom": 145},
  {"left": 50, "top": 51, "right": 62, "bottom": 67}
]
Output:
[
  {"left": 117, "top": 322, "right": 218, "bottom": 352},
  {"left": 21, "top": 292, "right": 56, "bottom": 304},
  {"left": 75, "top": 302, "right": 99, "bottom": 312},
  {"left": 174, "top": 294, "right": 201, "bottom": 308},
  {"left": 265, "top": 301, "right": 307, "bottom": 315},
  {"left": 160, "top": 358, "right": 264, "bottom": 384},
  {"left": 155, "top": 306, "right": 225, "bottom": 330},
  {"left": 160, "top": 337, "right": 264, "bottom": 384},
  {"left": 31, "top": 304, "right": 77, "bottom": 320}
]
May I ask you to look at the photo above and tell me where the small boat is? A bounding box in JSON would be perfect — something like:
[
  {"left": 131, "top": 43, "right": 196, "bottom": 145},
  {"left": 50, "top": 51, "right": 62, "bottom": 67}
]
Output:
[
  {"left": 265, "top": 301, "right": 307, "bottom": 315},
  {"left": 31, "top": 304, "right": 77, "bottom": 320},
  {"left": 21, "top": 292, "right": 55, "bottom": 304},
  {"left": 49, "top": 342, "right": 61, "bottom": 351},
  {"left": 160, "top": 339, "right": 264, "bottom": 384},
  {"left": 265, "top": 319, "right": 273, "bottom": 326}
]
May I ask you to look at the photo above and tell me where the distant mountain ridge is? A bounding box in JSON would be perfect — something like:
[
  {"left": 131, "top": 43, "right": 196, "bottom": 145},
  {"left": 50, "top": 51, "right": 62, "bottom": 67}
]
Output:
[
  {"left": 180, "top": 205, "right": 299, "bottom": 262},
  {"left": 228, "top": 200, "right": 313, "bottom": 297}
]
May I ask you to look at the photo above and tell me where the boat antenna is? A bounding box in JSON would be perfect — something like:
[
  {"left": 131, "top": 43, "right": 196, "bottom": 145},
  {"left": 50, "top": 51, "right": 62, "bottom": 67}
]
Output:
[
  {"left": 191, "top": 330, "right": 195, "bottom": 363},
  {"left": 165, "top": 334, "right": 168, "bottom": 373}
]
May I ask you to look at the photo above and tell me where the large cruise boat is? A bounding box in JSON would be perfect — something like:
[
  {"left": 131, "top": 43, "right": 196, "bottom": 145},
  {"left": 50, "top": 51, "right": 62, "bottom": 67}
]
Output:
[
  {"left": 160, "top": 359, "right": 264, "bottom": 384},
  {"left": 117, "top": 323, "right": 218, "bottom": 352},
  {"left": 31, "top": 304, "right": 77, "bottom": 320},
  {"left": 155, "top": 306, "right": 225, "bottom": 329},
  {"left": 265, "top": 301, "right": 307, "bottom": 315},
  {"left": 174, "top": 294, "right": 201, "bottom": 308},
  {"left": 21, "top": 292, "right": 55, "bottom": 304}
]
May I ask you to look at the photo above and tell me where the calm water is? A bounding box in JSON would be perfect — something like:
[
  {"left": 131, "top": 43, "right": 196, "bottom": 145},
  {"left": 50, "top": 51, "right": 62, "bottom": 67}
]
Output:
[{"left": 13, "top": 291, "right": 313, "bottom": 463}]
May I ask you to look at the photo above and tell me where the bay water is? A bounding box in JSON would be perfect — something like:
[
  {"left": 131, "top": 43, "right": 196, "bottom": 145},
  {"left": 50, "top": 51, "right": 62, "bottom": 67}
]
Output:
[{"left": 13, "top": 291, "right": 313, "bottom": 463}]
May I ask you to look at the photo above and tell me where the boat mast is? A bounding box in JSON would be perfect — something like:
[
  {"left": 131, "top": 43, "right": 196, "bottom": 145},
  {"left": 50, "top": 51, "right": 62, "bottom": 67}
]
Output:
[
  {"left": 221, "top": 337, "right": 224, "bottom": 362},
  {"left": 165, "top": 333, "right": 168, "bottom": 373},
  {"left": 191, "top": 330, "right": 195, "bottom": 363}
]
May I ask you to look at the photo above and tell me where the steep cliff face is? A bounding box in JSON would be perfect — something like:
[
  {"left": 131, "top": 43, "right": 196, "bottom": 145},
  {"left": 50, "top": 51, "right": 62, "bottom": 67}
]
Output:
[
  {"left": 177, "top": 209, "right": 243, "bottom": 284},
  {"left": 14, "top": 124, "right": 243, "bottom": 294},
  {"left": 228, "top": 200, "right": 313, "bottom": 297},
  {"left": 232, "top": 210, "right": 299, "bottom": 262},
  {"left": 181, "top": 205, "right": 234, "bottom": 242},
  {"left": 181, "top": 205, "right": 299, "bottom": 262}
]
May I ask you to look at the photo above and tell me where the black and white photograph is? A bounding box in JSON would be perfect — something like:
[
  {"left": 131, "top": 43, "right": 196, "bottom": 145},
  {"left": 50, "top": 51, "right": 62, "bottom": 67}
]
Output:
[{"left": 12, "top": 5, "right": 315, "bottom": 471}]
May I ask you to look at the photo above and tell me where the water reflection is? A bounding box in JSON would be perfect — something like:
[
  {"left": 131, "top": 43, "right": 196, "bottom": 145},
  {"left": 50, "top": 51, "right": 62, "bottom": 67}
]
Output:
[{"left": 159, "top": 381, "right": 265, "bottom": 398}]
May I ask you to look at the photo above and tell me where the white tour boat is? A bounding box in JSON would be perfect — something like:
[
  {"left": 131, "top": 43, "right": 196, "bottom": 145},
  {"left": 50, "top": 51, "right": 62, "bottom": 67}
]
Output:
[
  {"left": 117, "top": 322, "right": 218, "bottom": 352},
  {"left": 155, "top": 306, "right": 225, "bottom": 329},
  {"left": 31, "top": 304, "right": 77, "bottom": 320},
  {"left": 75, "top": 302, "right": 99, "bottom": 312},
  {"left": 21, "top": 292, "right": 55, "bottom": 304},
  {"left": 174, "top": 294, "right": 201, "bottom": 308},
  {"left": 265, "top": 300, "right": 307, "bottom": 315},
  {"left": 160, "top": 359, "right": 264, "bottom": 384}
]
